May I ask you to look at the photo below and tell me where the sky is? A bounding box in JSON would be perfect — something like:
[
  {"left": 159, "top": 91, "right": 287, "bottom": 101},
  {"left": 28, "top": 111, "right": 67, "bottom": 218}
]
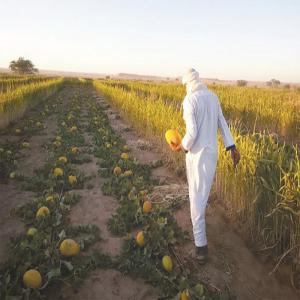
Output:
[{"left": 0, "top": 0, "right": 299, "bottom": 82}]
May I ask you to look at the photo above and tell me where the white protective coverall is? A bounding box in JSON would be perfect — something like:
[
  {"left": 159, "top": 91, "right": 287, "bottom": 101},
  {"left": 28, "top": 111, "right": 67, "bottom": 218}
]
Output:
[{"left": 181, "top": 69, "right": 235, "bottom": 247}]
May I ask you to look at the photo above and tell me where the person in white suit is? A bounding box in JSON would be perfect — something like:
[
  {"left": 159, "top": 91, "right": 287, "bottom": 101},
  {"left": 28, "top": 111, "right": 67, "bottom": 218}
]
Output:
[{"left": 172, "top": 68, "right": 240, "bottom": 264}]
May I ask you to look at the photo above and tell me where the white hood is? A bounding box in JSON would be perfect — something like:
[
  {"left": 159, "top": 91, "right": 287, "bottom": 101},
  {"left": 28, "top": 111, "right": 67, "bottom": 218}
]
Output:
[{"left": 182, "top": 68, "right": 206, "bottom": 94}]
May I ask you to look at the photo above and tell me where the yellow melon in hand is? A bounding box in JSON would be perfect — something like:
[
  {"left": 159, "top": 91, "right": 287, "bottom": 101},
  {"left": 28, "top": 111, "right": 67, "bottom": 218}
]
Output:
[
  {"left": 59, "top": 239, "right": 80, "bottom": 257},
  {"left": 23, "top": 269, "right": 42, "bottom": 288},
  {"left": 165, "top": 129, "right": 181, "bottom": 146},
  {"left": 162, "top": 255, "right": 173, "bottom": 272}
]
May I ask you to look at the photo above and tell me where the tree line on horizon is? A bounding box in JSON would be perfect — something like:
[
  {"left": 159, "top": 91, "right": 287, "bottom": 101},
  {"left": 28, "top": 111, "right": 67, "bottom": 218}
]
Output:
[{"left": 3, "top": 57, "right": 292, "bottom": 89}]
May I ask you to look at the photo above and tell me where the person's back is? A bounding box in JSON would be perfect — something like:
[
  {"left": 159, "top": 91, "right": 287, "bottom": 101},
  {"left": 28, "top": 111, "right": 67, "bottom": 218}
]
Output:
[
  {"left": 182, "top": 83, "right": 234, "bottom": 154},
  {"left": 183, "top": 88, "right": 220, "bottom": 154}
]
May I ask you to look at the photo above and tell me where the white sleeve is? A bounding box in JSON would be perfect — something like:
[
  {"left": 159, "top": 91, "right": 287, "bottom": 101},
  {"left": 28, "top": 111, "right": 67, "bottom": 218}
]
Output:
[
  {"left": 217, "top": 100, "right": 235, "bottom": 149},
  {"left": 181, "top": 97, "right": 198, "bottom": 151}
]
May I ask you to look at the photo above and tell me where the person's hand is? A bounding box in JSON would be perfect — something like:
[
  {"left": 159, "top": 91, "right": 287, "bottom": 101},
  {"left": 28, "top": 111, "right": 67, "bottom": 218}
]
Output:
[
  {"left": 231, "top": 148, "right": 240, "bottom": 169},
  {"left": 170, "top": 142, "right": 182, "bottom": 152}
]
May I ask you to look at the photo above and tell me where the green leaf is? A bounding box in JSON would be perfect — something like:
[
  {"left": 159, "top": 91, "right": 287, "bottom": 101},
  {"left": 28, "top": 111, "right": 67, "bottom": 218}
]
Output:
[
  {"left": 46, "top": 267, "right": 61, "bottom": 280},
  {"left": 61, "top": 260, "right": 74, "bottom": 271}
]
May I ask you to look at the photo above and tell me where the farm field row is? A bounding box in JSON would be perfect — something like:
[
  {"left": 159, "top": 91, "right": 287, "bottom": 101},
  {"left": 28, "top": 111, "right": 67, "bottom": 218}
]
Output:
[
  {"left": 0, "top": 76, "right": 64, "bottom": 129},
  {"left": 94, "top": 79, "right": 300, "bottom": 287},
  {"left": 103, "top": 80, "right": 300, "bottom": 143},
  {"left": 0, "top": 75, "right": 56, "bottom": 93}
]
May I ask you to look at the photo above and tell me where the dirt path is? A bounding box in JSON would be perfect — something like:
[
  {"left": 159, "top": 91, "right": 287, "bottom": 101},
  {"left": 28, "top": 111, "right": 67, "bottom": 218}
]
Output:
[
  {"left": 0, "top": 103, "right": 58, "bottom": 262},
  {"left": 94, "top": 91, "right": 299, "bottom": 300},
  {"left": 55, "top": 88, "right": 158, "bottom": 300}
]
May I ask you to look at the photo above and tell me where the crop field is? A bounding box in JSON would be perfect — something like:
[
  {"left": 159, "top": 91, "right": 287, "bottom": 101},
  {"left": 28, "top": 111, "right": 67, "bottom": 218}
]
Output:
[
  {"left": 0, "top": 75, "right": 64, "bottom": 129},
  {"left": 0, "top": 77, "right": 299, "bottom": 300},
  {"left": 95, "top": 79, "right": 300, "bottom": 262}
]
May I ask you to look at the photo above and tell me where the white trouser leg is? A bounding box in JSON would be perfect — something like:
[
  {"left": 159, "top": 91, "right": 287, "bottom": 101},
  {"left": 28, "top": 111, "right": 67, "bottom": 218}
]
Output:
[{"left": 186, "top": 150, "right": 217, "bottom": 247}]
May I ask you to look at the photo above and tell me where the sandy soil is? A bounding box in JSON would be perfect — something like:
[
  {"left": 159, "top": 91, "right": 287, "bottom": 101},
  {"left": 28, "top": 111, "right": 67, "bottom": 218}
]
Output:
[
  {"left": 53, "top": 90, "right": 158, "bottom": 300},
  {"left": 0, "top": 106, "right": 58, "bottom": 262}
]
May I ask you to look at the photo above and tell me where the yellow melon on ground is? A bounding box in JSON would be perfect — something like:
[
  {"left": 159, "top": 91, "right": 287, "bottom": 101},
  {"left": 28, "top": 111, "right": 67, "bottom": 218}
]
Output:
[
  {"left": 53, "top": 167, "right": 64, "bottom": 177},
  {"left": 22, "top": 142, "right": 30, "bottom": 149},
  {"left": 165, "top": 129, "right": 182, "bottom": 146},
  {"left": 46, "top": 195, "right": 55, "bottom": 203},
  {"left": 113, "top": 166, "right": 122, "bottom": 176},
  {"left": 71, "top": 146, "right": 79, "bottom": 154},
  {"left": 143, "top": 200, "right": 152, "bottom": 213},
  {"left": 123, "top": 170, "right": 133, "bottom": 177},
  {"left": 162, "top": 255, "right": 173, "bottom": 272},
  {"left": 194, "top": 283, "right": 204, "bottom": 297},
  {"left": 53, "top": 140, "right": 61, "bottom": 147},
  {"left": 36, "top": 206, "right": 50, "bottom": 218},
  {"left": 68, "top": 175, "right": 77, "bottom": 185},
  {"left": 27, "top": 227, "right": 38, "bottom": 236},
  {"left": 180, "top": 290, "right": 190, "bottom": 300},
  {"left": 58, "top": 156, "right": 68, "bottom": 164},
  {"left": 70, "top": 126, "right": 77, "bottom": 132},
  {"left": 121, "top": 152, "right": 129, "bottom": 160},
  {"left": 9, "top": 172, "right": 16, "bottom": 179},
  {"left": 23, "top": 269, "right": 42, "bottom": 288},
  {"left": 59, "top": 239, "right": 80, "bottom": 257},
  {"left": 136, "top": 231, "right": 145, "bottom": 247}
]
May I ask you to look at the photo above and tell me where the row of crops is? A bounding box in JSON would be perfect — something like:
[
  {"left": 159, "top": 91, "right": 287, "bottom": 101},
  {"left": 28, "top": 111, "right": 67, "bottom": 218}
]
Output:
[
  {"left": 0, "top": 83, "right": 112, "bottom": 299},
  {"left": 104, "top": 80, "right": 300, "bottom": 144},
  {"left": 0, "top": 75, "right": 56, "bottom": 93},
  {"left": 0, "top": 75, "right": 64, "bottom": 129},
  {"left": 94, "top": 79, "right": 300, "bottom": 280}
]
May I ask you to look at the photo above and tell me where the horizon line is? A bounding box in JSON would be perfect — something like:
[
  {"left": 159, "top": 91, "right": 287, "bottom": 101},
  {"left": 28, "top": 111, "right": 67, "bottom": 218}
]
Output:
[{"left": 0, "top": 66, "right": 299, "bottom": 84}]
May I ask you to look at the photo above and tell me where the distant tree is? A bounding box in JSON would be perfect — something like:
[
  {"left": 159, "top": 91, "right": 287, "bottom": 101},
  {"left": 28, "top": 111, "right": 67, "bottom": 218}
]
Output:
[
  {"left": 9, "top": 57, "right": 38, "bottom": 74},
  {"left": 105, "top": 75, "right": 110, "bottom": 79},
  {"left": 272, "top": 79, "right": 280, "bottom": 87},
  {"left": 237, "top": 80, "right": 247, "bottom": 87},
  {"left": 266, "top": 78, "right": 281, "bottom": 88},
  {"left": 283, "top": 84, "right": 290, "bottom": 89}
]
